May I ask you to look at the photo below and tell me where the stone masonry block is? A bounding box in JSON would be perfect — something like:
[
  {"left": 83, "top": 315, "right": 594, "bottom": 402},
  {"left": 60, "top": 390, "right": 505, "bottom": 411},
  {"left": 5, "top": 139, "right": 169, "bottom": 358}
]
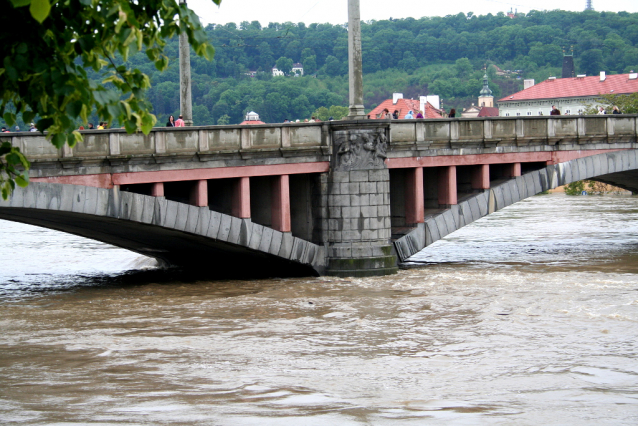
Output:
[
  {"left": 237, "top": 219, "right": 252, "bottom": 247},
  {"left": 342, "top": 182, "right": 359, "bottom": 193},
  {"left": 152, "top": 197, "right": 168, "bottom": 227},
  {"left": 369, "top": 193, "right": 384, "bottom": 206},
  {"left": 515, "top": 176, "right": 528, "bottom": 200},
  {"left": 226, "top": 216, "right": 241, "bottom": 244},
  {"left": 217, "top": 214, "right": 232, "bottom": 241},
  {"left": 258, "top": 226, "right": 274, "bottom": 252},
  {"left": 118, "top": 191, "right": 134, "bottom": 220},
  {"left": 450, "top": 204, "right": 463, "bottom": 229},
  {"left": 249, "top": 223, "right": 264, "bottom": 250},
  {"left": 468, "top": 196, "right": 481, "bottom": 221},
  {"left": 341, "top": 206, "right": 361, "bottom": 218},
  {"left": 537, "top": 169, "right": 549, "bottom": 193},
  {"left": 278, "top": 232, "right": 294, "bottom": 259},
  {"left": 369, "top": 169, "right": 389, "bottom": 182},
  {"left": 140, "top": 195, "right": 155, "bottom": 224},
  {"left": 329, "top": 206, "right": 341, "bottom": 218},
  {"left": 377, "top": 205, "right": 391, "bottom": 217},
  {"left": 207, "top": 210, "right": 222, "bottom": 239},
  {"left": 174, "top": 203, "right": 189, "bottom": 231},
  {"left": 493, "top": 186, "right": 505, "bottom": 210},
  {"left": 424, "top": 221, "right": 436, "bottom": 246},
  {"left": 434, "top": 215, "right": 449, "bottom": 237},
  {"left": 330, "top": 172, "right": 352, "bottom": 184},
  {"left": 477, "top": 191, "right": 489, "bottom": 217},
  {"left": 360, "top": 205, "right": 378, "bottom": 218},
  {"left": 350, "top": 194, "right": 370, "bottom": 206},
  {"left": 184, "top": 205, "right": 200, "bottom": 234},
  {"left": 21, "top": 184, "right": 37, "bottom": 209},
  {"left": 129, "top": 193, "right": 146, "bottom": 223},
  {"left": 507, "top": 180, "right": 521, "bottom": 203},
  {"left": 359, "top": 182, "right": 377, "bottom": 193},
  {"left": 82, "top": 186, "right": 99, "bottom": 216},
  {"left": 196, "top": 207, "right": 211, "bottom": 235},
  {"left": 59, "top": 184, "right": 75, "bottom": 213},
  {"left": 361, "top": 229, "right": 378, "bottom": 240},
  {"left": 163, "top": 200, "right": 180, "bottom": 229},
  {"left": 442, "top": 210, "right": 456, "bottom": 235},
  {"left": 290, "top": 238, "right": 305, "bottom": 262},
  {"left": 458, "top": 201, "right": 473, "bottom": 227},
  {"left": 329, "top": 194, "right": 350, "bottom": 207},
  {"left": 376, "top": 181, "right": 389, "bottom": 193},
  {"left": 268, "top": 230, "right": 284, "bottom": 255},
  {"left": 350, "top": 170, "right": 369, "bottom": 182}
]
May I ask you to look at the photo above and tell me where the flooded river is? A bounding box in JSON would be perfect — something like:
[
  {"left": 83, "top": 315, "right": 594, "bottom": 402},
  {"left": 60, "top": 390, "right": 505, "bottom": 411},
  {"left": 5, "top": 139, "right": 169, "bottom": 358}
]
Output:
[{"left": 1, "top": 193, "right": 637, "bottom": 424}]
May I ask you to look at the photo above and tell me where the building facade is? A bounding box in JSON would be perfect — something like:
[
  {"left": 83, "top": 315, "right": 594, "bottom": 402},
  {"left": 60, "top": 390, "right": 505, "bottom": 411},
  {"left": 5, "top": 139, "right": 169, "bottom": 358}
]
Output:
[{"left": 498, "top": 72, "right": 638, "bottom": 116}]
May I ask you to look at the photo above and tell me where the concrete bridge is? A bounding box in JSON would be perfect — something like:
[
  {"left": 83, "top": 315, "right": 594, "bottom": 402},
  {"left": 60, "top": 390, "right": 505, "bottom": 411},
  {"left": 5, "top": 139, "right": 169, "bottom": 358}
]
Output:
[{"left": 1, "top": 115, "right": 637, "bottom": 277}]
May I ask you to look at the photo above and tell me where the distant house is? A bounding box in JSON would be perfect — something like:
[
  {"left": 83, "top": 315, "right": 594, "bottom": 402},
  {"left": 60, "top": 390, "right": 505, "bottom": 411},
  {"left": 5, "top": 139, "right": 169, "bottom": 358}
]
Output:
[
  {"left": 292, "top": 63, "right": 304, "bottom": 76},
  {"left": 368, "top": 93, "right": 443, "bottom": 119},
  {"left": 272, "top": 67, "right": 284, "bottom": 77},
  {"left": 240, "top": 111, "right": 265, "bottom": 125},
  {"left": 461, "top": 73, "right": 499, "bottom": 118},
  {"left": 498, "top": 72, "right": 638, "bottom": 117},
  {"left": 245, "top": 70, "right": 258, "bottom": 77}
]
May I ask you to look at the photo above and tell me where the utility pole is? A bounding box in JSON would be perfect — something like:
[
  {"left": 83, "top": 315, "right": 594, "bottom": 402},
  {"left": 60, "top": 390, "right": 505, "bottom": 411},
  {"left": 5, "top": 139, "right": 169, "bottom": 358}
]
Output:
[
  {"left": 178, "top": 0, "right": 193, "bottom": 126},
  {"left": 347, "top": 0, "right": 365, "bottom": 119}
]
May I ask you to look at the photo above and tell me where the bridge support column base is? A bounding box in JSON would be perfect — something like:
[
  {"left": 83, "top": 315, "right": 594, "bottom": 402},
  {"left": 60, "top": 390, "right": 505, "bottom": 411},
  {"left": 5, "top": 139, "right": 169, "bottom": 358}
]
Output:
[{"left": 325, "top": 254, "right": 398, "bottom": 277}]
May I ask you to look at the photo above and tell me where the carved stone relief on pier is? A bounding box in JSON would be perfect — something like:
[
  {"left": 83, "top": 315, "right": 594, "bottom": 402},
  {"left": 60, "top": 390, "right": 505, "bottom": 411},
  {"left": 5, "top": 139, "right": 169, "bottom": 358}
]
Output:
[{"left": 332, "top": 128, "right": 388, "bottom": 171}]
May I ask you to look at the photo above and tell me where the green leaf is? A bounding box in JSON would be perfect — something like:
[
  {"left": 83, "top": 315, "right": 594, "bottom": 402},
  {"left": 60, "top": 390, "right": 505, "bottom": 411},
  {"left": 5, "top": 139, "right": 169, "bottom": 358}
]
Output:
[
  {"left": 3, "top": 112, "right": 15, "bottom": 126},
  {"left": 15, "top": 175, "right": 29, "bottom": 188},
  {"left": 10, "top": 0, "right": 31, "bottom": 7},
  {"left": 29, "top": 0, "right": 51, "bottom": 23},
  {"left": 51, "top": 133, "right": 66, "bottom": 149}
]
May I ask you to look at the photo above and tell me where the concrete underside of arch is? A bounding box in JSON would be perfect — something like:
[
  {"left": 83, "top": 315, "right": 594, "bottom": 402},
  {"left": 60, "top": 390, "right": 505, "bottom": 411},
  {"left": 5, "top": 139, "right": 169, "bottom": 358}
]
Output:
[
  {"left": 394, "top": 149, "right": 638, "bottom": 262},
  {"left": 0, "top": 183, "right": 324, "bottom": 279}
]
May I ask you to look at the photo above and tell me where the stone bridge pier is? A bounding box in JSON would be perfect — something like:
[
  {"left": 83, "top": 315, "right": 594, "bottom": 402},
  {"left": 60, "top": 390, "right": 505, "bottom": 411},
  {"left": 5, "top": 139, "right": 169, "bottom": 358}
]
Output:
[{"left": 321, "top": 122, "right": 397, "bottom": 277}]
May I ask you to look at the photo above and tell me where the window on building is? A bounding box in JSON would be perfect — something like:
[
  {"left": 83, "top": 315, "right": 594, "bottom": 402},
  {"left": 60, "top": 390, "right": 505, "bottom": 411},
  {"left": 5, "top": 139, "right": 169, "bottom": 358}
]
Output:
[
  {"left": 505, "top": 113, "right": 510, "bottom": 117},
  {"left": 565, "top": 110, "right": 570, "bottom": 115},
  {"left": 527, "top": 112, "right": 532, "bottom": 116},
  {"left": 516, "top": 113, "right": 521, "bottom": 116},
  {"left": 538, "top": 112, "right": 543, "bottom": 115}
]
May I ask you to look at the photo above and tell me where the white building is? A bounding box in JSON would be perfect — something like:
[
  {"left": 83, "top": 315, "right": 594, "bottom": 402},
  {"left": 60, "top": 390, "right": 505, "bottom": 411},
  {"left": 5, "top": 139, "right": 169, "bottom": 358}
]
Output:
[
  {"left": 271, "top": 67, "right": 284, "bottom": 77},
  {"left": 498, "top": 72, "right": 638, "bottom": 117},
  {"left": 292, "top": 63, "right": 304, "bottom": 76}
]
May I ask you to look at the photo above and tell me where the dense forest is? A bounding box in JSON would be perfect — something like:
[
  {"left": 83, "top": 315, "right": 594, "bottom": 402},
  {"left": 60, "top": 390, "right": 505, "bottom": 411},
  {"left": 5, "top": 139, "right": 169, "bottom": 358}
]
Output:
[{"left": 6, "top": 9, "right": 638, "bottom": 128}]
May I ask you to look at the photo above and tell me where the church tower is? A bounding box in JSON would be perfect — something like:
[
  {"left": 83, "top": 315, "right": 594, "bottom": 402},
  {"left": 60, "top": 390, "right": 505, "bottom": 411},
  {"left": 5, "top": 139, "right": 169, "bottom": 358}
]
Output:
[{"left": 478, "top": 73, "right": 493, "bottom": 107}]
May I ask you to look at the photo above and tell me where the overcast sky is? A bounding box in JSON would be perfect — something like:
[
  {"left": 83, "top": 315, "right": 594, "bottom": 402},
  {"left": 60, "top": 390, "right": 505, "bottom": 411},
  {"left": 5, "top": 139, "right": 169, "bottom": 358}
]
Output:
[{"left": 187, "top": 0, "right": 638, "bottom": 27}]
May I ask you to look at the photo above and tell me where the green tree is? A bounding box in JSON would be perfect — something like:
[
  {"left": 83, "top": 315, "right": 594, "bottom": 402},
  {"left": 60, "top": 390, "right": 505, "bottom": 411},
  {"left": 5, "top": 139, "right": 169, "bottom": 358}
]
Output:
[
  {"left": 1, "top": 0, "right": 220, "bottom": 198},
  {"left": 275, "top": 57, "right": 294, "bottom": 76},
  {"left": 565, "top": 181, "right": 585, "bottom": 195}
]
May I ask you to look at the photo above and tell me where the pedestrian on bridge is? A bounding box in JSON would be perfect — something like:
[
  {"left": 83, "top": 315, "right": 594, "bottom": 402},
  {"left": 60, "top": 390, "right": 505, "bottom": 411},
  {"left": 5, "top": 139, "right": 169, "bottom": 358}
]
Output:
[
  {"left": 166, "top": 115, "right": 175, "bottom": 127},
  {"left": 175, "top": 115, "right": 185, "bottom": 127}
]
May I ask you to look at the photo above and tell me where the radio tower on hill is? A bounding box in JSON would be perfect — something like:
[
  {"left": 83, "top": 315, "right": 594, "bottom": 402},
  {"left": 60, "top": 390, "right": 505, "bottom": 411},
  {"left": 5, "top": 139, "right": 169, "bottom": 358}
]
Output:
[{"left": 585, "top": 0, "right": 593, "bottom": 11}]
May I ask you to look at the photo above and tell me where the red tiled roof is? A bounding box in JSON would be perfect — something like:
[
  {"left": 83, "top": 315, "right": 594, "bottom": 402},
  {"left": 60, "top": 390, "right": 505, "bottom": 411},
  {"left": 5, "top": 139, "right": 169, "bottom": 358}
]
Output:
[
  {"left": 477, "top": 107, "right": 500, "bottom": 117},
  {"left": 369, "top": 98, "right": 442, "bottom": 119},
  {"left": 240, "top": 120, "right": 265, "bottom": 125},
  {"left": 499, "top": 73, "right": 638, "bottom": 102}
]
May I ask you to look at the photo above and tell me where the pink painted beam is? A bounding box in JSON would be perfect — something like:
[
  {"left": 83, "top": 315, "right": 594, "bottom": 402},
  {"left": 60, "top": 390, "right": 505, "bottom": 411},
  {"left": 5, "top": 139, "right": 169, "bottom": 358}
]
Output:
[
  {"left": 30, "top": 174, "right": 114, "bottom": 188},
  {"left": 113, "top": 162, "right": 330, "bottom": 186},
  {"left": 151, "top": 182, "right": 164, "bottom": 197},
  {"left": 387, "top": 149, "right": 625, "bottom": 169},
  {"left": 405, "top": 167, "right": 424, "bottom": 224},
  {"left": 232, "top": 177, "right": 251, "bottom": 218},
  {"left": 438, "top": 166, "right": 457, "bottom": 206},
  {"left": 190, "top": 180, "right": 208, "bottom": 207},
  {"left": 271, "top": 175, "right": 291, "bottom": 233},
  {"left": 471, "top": 164, "right": 490, "bottom": 189}
]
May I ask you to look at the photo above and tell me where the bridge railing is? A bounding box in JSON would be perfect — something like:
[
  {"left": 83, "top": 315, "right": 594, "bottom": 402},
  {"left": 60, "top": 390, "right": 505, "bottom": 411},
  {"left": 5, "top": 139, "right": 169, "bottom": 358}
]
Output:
[
  {"left": 3, "top": 115, "right": 637, "bottom": 163},
  {"left": 389, "top": 115, "right": 637, "bottom": 149},
  {"left": 3, "top": 122, "right": 330, "bottom": 162}
]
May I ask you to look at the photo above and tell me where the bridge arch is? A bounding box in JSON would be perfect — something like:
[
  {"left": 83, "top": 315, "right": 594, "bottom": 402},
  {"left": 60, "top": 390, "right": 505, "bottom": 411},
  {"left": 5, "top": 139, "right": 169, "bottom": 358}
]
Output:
[
  {"left": 0, "top": 183, "right": 325, "bottom": 278},
  {"left": 394, "top": 150, "right": 638, "bottom": 261}
]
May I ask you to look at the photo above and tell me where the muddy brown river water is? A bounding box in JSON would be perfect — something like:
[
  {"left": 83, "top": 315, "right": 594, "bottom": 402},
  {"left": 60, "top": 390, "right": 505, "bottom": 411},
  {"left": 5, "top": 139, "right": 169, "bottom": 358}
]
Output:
[{"left": 1, "top": 193, "right": 637, "bottom": 424}]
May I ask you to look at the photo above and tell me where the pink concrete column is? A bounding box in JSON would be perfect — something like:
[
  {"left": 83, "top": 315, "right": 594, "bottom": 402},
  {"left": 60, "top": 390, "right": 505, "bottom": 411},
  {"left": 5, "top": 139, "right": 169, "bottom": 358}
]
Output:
[
  {"left": 232, "top": 177, "right": 251, "bottom": 218},
  {"left": 190, "top": 179, "right": 208, "bottom": 207},
  {"left": 471, "top": 164, "right": 490, "bottom": 189},
  {"left": 271, "top": 175, "right": 291, "bottom": 232},
  {"left": 438, "top": 166, "right": 457, "bottom": 205},
  {"left": 510, "top": 162, "right": 522, "bottom": 177},
  {"left": 405, "top": 167, "right": 424, "bottom": 224},
  {"left": 151, "top": 182, "right": 164, "bottom": 197}
]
